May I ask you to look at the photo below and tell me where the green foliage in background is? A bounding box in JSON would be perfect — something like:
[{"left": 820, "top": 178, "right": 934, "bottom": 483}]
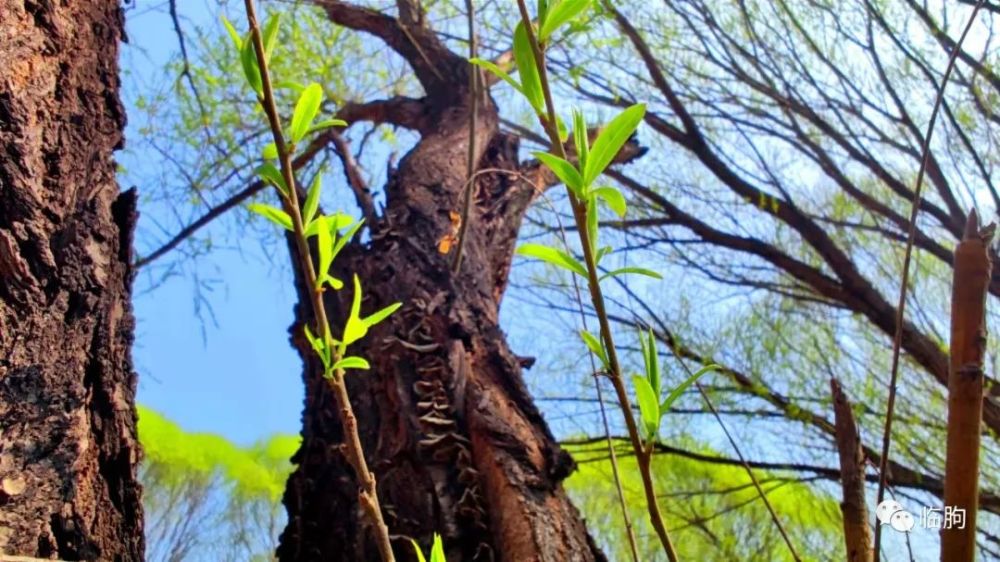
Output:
[
  {"left": 565, "top": 438, "right": 842, "bottom": 561},
  {"left": 138, "top": 405, "right": 298, "bottom": 503}
]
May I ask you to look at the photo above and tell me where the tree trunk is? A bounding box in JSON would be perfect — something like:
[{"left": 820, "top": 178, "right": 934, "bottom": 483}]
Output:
[
  {"left": 0, "top": 1, "right": 143, "bottom": 560},
  {"left": 277, "top": 71, "right": 601, "bottom": 561}
]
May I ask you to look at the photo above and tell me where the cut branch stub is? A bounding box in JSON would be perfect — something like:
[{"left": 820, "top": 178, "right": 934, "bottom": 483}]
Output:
[{"left": 942, "top": 208, "right": 994, "bottom": 562}]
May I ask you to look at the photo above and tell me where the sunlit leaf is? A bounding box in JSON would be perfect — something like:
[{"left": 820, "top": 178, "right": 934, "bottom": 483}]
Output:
[
  {"left": 290, "top": 83, "right": 324, "bottom": 143},
  {"left": 362, "top": 302, "right": 402, "bottom": 329},
  {"left": 640, "top": 329, "right": 660, "bottom": 397},
  {"left": 306, "top": 118, "right": 348, "bottom": 136},
  {"left": 572, "top": 109, "right": 589, "bottom": 173},
  {"left": 255, "top": 163, "right": 288, "bottom": 195},
  {"left": 248, "top": 203, "right": 292, "bottom": 230},
  {"left": 539, "top": 0, "right": 591, "bottom": 41},
  {"left": 221, "top": 15, "right": 242, "bottom": 51},
  {"left": 592, "top": 186, "right": 626, "bottom": 217},
  {"left": 316, "top": 216, "right": 332, "bottom": 289},
  {"left": 599, "top": 267, "right": 662, "bottom": 282},
  {"left": 303, "top": 175, "right": 322, "bottom": 226},
  {"left": 240, "top": 34, "right": 263, "bottom": 95},
  {"left": 586, "top": 196, "right": 599, "bottom": 252},
  {"left": 533, "top": 151, "right": 583, "bottom": 195},
  {"left": 513, "top": 22, "right": 545, "bottom": 113},
  {"left": 262, "top": 142, "right": 279, "bottom": 160},
  {"left": 261, "top": 14, "right": 281, "bottom": 62},
  {"left": 332, "top": 356, "right": 370, "bottom": 371},
  {"left": 342, "top": 275, "right": 367, "bottom": 346},
  {"left": 661, "top": 364, "right": 718, "bottom": 413},
  {"left": 469, "top": 57, "right": 525, "bottom": 98},
  {"left": 584, "top": 103, "right": 645, "bottom": 186},
  {"left": 632, "top": 374, "right": 660, "bottom": 438},
  {"left": 580, "top": 330, "right": 609, "bottom": 369},
  {"left": 516, "top": 243, "right": 587, "bottom": 277}
]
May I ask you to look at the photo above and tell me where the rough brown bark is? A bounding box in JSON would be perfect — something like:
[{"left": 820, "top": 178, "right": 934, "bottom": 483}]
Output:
[
  {"left": 0, "top": 1, "right": 143, "bottom": 560},
  {"left": 276, "top": 46, "right": 601, "bottom": 562}
]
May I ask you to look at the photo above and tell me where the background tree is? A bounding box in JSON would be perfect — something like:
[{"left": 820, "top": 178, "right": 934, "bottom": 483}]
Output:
[
  {"left": 138, "top": 407, "right": 295, "bottom": 562},
  {"left": 0, "top": 0, "right": 143, "bottom": 559}
]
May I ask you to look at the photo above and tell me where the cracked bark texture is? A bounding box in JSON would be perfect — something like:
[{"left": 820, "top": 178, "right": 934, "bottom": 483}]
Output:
[
  {"left": 0, "top": 1, "right": 143, "bottom": 559},
  {"left": 276, "top": 4, "right": 602, "bottom": 560}
]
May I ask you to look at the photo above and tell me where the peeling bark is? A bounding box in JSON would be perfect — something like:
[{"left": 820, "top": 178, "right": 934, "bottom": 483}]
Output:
[{"left": 0, "top": 1, "right": 143, "bottom": 559}]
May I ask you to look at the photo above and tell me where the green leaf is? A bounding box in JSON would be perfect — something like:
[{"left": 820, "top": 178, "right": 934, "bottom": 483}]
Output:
[
  {"left": 555, "top": 114, "right": 569, "bottom": 143},
  {"left": 306, "top": 118, "right": 348, "bottom": 136},
  {"left": 539, "top": 0, "right": 591, "bottom": 41},
  {"left": 332, "top": 356, "right": 370, "bottom": 371},
  {"left": 248, "top": 203, "right": 292, "bottom": 230},
  {"left": 273, "top": 80, "right": 306, "bottom": 93},
  {"left": 303, "top": 325, "right": 330, "bottom": 369},
  {"left": 469, "top": 58, "right": 525, "bottom": 98},
  {"left": 599, "top": 267, "right": 663, "bottom": 282},
  {"left": 362, "top": 302, "right": 402, "bottom": 329},
  {"left": 584, "top": 103, "right": 645, "bottom": 186},
  {"left": 661, "top": 364, "right": 718, "bottom": 413},
  {"left": 586, "top": 196, "right": 599, "bottom": 253},
  {"left": 256, "top": 163, "right": 288, "bottom": 195},
  {"left": 221, "top": 15, "right": 242, "bottom": 51},
  {"left": 533, "top": 152, "right": 583, "bottom": 194},
  {"left": 412, "top": 540, "right": 428, "bottom": 562},
  {"left": 595, "top": 245, "right": 612, "bottom": 264},
  {"left": 632, "top": 375, "right": 660, "bottom": 438},
  {"left": 513, "top": 22, "right": 545, "bottom": 113},
  {"left": 342, "top": 275, "right": 367, "bottom": 346},
  {"left": 592, "top": 186, "right": 626, "bottom": 217},
  {"left": 429, "top": 534, "right": 446, "bottom": 562},
  {"left": 329, "top": 217, "right": 363, "bottom": 263},
  {"left": 240, "top": 34, "right": 263, "bottom": 95},
  {"left": 303, "top": 175, "right": 322, "bottom": 226},
  {"left": 572, "top": 109, "right": 589, "bottom": 173},
  {"left": 261, "top": 14, "right": 281, "bottom": 62},
  {"left": 290, "top": 83, "right": 323, "bottom": 143},
  {"left": 579, "top": 330, "right": 608, "bottom": 369},
  {"left": 262, "top": 142, "right": 279, "bottom": 160},
  {"left": 516, "top": 243, "right": 587, "bottom": 277},
  {"left": 316, "top": 216, "right": 332, "bottom": 289},
  {"left": 640, "top": 330, "right": 660, "bottom": 397}
]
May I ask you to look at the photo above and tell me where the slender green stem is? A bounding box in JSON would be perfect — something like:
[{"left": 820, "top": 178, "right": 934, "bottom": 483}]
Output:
[
  {"left": 242, "top": 2, "right": 395, "bottom": 560},
  {"left": 512, "top": 2, "right": 678, "bottom": 560}
]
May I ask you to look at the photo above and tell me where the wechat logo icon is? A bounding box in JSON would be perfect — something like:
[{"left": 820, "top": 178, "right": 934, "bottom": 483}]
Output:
[{"left": 876, "top": 499, "right": 915, "bottom": 532}]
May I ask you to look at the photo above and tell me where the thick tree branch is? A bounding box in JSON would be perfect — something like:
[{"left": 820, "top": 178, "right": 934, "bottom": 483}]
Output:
[{"left": 310, "top": 0, "right": 462, "bottom": 94}]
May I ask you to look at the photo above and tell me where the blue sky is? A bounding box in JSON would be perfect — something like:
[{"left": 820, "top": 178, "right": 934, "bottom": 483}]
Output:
[{"left": 122, "top": 1, "right": 303, "bottom": 446}]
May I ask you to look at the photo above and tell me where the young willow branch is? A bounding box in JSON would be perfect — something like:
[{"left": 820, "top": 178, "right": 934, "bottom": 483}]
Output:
[
  {"left": 510, "top": 1, "right": 679, "bottom": 560},
  {"left": 241, "top": 2, "right": 396, "bottom": 560}
]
